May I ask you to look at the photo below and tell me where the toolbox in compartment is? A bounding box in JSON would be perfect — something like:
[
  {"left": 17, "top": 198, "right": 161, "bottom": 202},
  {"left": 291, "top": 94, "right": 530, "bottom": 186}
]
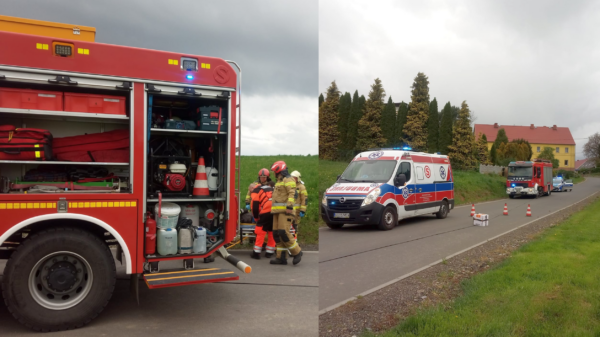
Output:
[
  {"left": 0, "top": 88, "right": 63, "bottom": 111},
  {"left": 53, "top": 129, "right": 129, "bottom": 163},
  {"left": 64, "top": 92, "right": 126, "bottom": 115},
  {"left": 197, "top": 105, "right": 227, "bottom": 131},
  {"left": 0, "top": 125, "right": 53, "bottom": 161}
]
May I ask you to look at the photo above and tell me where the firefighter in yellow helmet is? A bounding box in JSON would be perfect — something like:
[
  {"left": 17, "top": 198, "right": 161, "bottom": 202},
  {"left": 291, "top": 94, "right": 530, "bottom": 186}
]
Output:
[
  {"left": 269, "top": 161, "right": 302, "bottom": 265},
  {"left": 290, "top": 170, "right": 307, "bottom": 239}
]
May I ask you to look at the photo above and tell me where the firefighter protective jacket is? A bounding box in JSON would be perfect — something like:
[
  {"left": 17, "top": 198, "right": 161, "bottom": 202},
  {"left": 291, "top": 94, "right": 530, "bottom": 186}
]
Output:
[
  {"left": 271, "top": 175, "right": 296, "bottom": 214},
  {"left": 251, "top": 184, "right": 273, "bottom": 218},
  {"left": 294, "top": 181, "right": 308, "bottom": 212}
]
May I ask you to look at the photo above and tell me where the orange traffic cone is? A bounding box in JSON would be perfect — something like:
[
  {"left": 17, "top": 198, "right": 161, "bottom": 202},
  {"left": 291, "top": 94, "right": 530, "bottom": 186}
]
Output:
[
  {"left": 503, "top": 203, "right": 508, "bottom": 215},
  {"left": 470, "top": 204, "right": 475, "bottom": 217},
  {"left": 193, "top": 156, "right": 210, "bottom": 198},
  {"left": 526, "top": 204, "right": 532, "bottom": 217}
]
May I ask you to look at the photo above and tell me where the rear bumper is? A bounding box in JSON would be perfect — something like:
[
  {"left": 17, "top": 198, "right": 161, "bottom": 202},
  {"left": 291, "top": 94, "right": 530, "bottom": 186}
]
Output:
[{"left": 320, "top": 202, "right": 385, "bottom": 225}]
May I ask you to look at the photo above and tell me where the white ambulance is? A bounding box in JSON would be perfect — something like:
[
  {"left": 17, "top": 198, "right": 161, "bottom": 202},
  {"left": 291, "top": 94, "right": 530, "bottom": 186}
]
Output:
[{"left": 321, "top": 148, "right": 455, "bottom": 230}]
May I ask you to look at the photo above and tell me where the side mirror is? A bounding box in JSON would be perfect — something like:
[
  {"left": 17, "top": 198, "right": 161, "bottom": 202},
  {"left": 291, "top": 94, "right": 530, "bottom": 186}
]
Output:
[{"left": 394, "top": 174, "right": 406, "bottom": 187}]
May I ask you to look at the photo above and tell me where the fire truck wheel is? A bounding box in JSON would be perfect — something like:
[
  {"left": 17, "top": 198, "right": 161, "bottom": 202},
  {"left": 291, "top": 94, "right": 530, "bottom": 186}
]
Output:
[
  {"left": 436, "top": 200, "right": 449, "bottom": 219},
  {"left": 378, "top": 206, "right": 397, "bottom": 231},
  {"left": 1, "top": 227, "right": 116, "bottom": 332},
  {"left": 326, "top": 222, "right": 344, "bottom": 229}
]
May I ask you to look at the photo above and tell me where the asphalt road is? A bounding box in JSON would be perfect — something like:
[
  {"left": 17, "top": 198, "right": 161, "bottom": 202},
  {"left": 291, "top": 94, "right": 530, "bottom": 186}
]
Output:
[
  {"left": 319, "top": 177, "right": 600, "bottom": 312},
  {"left": 0, "top": 250, "right": 318, "bottom": 336}
]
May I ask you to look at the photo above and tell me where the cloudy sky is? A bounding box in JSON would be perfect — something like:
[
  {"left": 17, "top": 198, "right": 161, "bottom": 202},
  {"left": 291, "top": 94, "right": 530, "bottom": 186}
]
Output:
[
  {"left": 320, "top": 0, "right": 600, "bottom": 160},
  {"left": 3, "top": 0, "right": 318, "bottom": 155}
]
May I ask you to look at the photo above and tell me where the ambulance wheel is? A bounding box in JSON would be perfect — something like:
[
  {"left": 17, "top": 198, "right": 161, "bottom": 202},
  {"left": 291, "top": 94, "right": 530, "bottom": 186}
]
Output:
[
  {"left": 378, "top": 206, "right": 397, "bottom": 231},
  {"left": 436, "top": 200, "right": 449, "bottom": 219},
  {"left": 1, "top": 227, "right": 116, "bottom": 332},
  {"left": 326, "top": 222, "right": 344, "bottom": 229}
]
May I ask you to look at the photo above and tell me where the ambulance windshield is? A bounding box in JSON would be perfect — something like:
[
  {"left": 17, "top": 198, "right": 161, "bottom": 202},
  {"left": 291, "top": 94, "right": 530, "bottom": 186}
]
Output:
[
  {"left": 508, "top": 166, "right": 532, "bottom": 178},
  {"left": 340, "top": 160, "right": 397, "bottom": 183}
]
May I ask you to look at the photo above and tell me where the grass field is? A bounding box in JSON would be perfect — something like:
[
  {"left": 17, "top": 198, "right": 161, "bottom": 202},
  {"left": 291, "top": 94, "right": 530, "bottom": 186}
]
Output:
[
  {"left": 240, "top": 155, "right": 318, "bottom": 244},
  {"left": 319, "top": 160, "right": 508, "bottom": 207},
  {"left": 371, "top": 196, "right": 600, "bottom": 337}
]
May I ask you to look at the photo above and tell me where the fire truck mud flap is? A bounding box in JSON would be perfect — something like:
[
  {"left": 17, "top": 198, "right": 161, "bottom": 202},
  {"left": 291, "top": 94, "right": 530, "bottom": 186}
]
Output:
[{"left": 143, "top": 267, "right": 239, "bottom": 289}]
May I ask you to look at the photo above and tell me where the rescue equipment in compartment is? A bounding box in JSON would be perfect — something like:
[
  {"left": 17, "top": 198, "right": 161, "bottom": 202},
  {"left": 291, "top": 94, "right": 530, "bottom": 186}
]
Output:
[
  {"left": 177, "top": 218, "right": 194, "bottom": 254},
  {"left": 157, "top": 228, "right": 178, "bottom": 256},
  {"left": 192, "top": 156, "right": 210, "bottom": 198},
  {"left": 193, "top": 227, "right": 207, "bottom": 254},
  {"left": 182, "top": 203, "right": 201, "bottom": 227},
  {"left": 145, "top": 212, "right": 157, "bottom": 255},
  {"left": 163, "top": 162, "right": 187, "bottom": 192},
  {"left": 148, "top": 137, "right": 192, "bottom": 198}
]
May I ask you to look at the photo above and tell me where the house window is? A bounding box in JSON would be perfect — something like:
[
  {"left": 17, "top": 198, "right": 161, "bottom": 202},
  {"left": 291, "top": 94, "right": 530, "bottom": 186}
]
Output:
[
  {"left": 565, "top": 160, "right": 568, "bottom": 166},
  {"left": 556, "top": 147, "right": 559, "bottom": 153},
  {"left": 565, "top": 147, "right": 569, "bottom": 153},
  {"left": 537, "top": 146, "right": 540, "bottom": 152}
]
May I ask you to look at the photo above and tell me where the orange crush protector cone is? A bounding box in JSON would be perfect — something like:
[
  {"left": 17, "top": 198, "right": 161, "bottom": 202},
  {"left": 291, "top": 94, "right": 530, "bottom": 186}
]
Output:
[
  {"left": 526, "top": 204, "right": 532, "bottom": 217},
  {"left": 193, "top": 156, "right": 210, "bottom": 198},
  {"left": 470, "top": 204, "right": 475, "bottom": 217},
  {"left": 503, "top": 203, "right": 508, "bottom": 215}
]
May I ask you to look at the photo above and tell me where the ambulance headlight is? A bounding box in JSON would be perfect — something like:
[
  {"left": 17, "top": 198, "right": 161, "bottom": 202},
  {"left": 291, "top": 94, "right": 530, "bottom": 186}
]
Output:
[
  {"left": 362, "top": 188, "right": 381, "bottom": 206},
  {"left": 322, "top": 194, "right": 327, "bottom": 206}
]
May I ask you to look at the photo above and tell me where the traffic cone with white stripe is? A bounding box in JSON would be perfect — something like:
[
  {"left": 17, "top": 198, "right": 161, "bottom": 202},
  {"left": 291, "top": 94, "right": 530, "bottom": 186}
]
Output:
[
  {"left": 193, "top": 156, "right": 210, "bottom": 198},
  {"left": 503, "top": 203, "right": 508, "bottom": 215},
  {"left": 470, "top": 204, "right": 475, "bottom": 217},
  {"left": 526, "top": 204, "right": 532, "bottom": 217}
]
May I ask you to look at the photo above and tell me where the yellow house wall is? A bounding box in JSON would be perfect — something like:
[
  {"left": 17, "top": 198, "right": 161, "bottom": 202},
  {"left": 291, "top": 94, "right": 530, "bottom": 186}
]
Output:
[{"left": 486, "top": 142, "right": 575, "bottom": 169}]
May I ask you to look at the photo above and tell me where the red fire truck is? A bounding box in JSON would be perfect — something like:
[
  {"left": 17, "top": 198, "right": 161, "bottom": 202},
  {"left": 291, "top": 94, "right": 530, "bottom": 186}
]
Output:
[
  {"left": 0, "top": 17, "right": 249, "bottom": 331},
  {"left": 506, "top": 159, "right": 553, "bottom": 198}
]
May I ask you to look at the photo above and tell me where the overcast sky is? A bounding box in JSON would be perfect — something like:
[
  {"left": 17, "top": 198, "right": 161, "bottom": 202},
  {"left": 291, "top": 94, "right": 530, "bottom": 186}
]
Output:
[
  {"left": 320, "top": 0, "right": 600, "bottom": 160},
  {"left": 3, "top": 0, "right": 318, "bottom": 155}
]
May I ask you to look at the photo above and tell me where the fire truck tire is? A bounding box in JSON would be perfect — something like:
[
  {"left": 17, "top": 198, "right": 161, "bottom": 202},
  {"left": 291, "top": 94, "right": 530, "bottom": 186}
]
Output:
[
  {"left": 1, "top": 227, "right": 116, "bottom": 332},
  {"left": 436, "top": 200, "right": 449, "bottom": 219},
  {"left": 378, "top": 206, "right": 397, "bottom": 231},
  {"left": 326, "top": 222, "right": 344, "bottom": 229}
]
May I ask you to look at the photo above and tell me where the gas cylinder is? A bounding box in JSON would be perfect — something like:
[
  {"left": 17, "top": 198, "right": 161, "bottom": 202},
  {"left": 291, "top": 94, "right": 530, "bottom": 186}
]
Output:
[
  {"left": 181, "top": 204, "right": 200, "bottom": 227},
  {"left": 157, "top": 228, "right": 178, "bottom": 256},
  {"left": 145, "top": 212, "right": 157, "bottom": 255},
  {"left": 178, "top": 226, "right": 193, "bottom": 254},
  {"left": 193, "top": 227, "right": 207, "bottom": 254},
  {"left": 207, "top": 167, "right": 219, "bottom": 191}
]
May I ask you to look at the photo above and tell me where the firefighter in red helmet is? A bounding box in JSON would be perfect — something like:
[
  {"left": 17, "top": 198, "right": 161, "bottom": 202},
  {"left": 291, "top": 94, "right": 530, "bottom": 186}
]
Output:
[
  {"left": 269, "top": 161, "right": 302, "bottom": 265},
  {"left": 250, "top": 169, "right": 275, "bottom": 259}
]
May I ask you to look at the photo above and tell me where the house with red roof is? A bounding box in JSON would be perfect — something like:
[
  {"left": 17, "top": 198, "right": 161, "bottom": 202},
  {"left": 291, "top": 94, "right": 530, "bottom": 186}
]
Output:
[
  {"left": 575, "top": 159, "right": 596, "bottom": 171},
  {"left": 473, "top": 123, "right": 576, "bottom": 169}
]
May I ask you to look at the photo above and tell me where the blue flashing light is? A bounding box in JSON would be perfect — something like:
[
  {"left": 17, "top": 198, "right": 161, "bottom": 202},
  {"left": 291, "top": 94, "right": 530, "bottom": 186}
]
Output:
[
  {"left": 331, "top": 201, "right": 336, "bottom": 205},
  {"left": 402, "top": 146, "right": 412, "bottom": 151},
  {"left": 186, "top": 74, "right": 194, "bottom": 80},
  {"left": 511, "top": 183, "right": 516, "bottom": 187}
]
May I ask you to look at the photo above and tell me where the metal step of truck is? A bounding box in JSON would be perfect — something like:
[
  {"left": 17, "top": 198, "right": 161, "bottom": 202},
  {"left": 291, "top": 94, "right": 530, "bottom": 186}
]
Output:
[{"left": 143, "top": 267, "right": 239, "bottom": 289}]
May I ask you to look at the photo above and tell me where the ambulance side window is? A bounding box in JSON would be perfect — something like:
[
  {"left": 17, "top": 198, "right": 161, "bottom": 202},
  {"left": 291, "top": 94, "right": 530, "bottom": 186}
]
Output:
[
  {"left": 416, "top": 166, "right": 424, "bottom": 180},
  {"left": 396, "top": 162, "right": 411, "bottom": 182}
]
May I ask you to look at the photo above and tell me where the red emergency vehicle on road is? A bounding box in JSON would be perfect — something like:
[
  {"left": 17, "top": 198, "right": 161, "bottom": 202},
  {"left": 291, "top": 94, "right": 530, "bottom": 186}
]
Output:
[
  {"left": 0, "top": 17, "right": 247, "bottom": 331},
  {"left": 506, "top": 159, "right": 553, "bottom": 198}
]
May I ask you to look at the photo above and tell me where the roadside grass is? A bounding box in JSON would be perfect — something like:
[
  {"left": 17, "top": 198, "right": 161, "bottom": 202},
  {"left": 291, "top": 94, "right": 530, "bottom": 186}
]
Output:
[
  {"left": 368, "top": 197, "right": 600, "bottom": 337},
  {"left": 240, "top": 155, "right": 318, "bottom": 244},
  {"left": 572, "top": 176, "right": 585, "bottom": 184},
  {"left": 318, "top": 160, "right": 507, "bottom": 207}
]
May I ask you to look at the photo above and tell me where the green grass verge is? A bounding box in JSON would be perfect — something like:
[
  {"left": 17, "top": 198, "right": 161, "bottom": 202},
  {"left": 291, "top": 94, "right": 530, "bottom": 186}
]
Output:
[
  {"left": 240, "top": 155, "right": 318, "bottom": 244},
  {"left": 370, "top": 197, "right": 600, "bottom": 337},
  {"left": 572, "top": 176, "right": 585, "bottom": 184},
  {"left": 318, "top": 160, "right": 507, "bottom": 207}
]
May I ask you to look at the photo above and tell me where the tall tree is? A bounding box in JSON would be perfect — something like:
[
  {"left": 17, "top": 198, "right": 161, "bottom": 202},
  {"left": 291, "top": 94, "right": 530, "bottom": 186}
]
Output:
[
  {"left": 402, "top": 72, "right": 430, "bottom": 150},
  {"left": 537, "top": 147, "right": 559, "bottom": 168},
  {"left": 438, "top": 102, "right": 453, "bottom": 155},
  {"left": 337, "top": 92, "right": 352, "bottom": 150},
  {"left": 318, "top": 81, "right": 341, "bottom": 160},
  {"left": 490, "top": 144, "right": 497, "bottom": 165},
  {"left": 346, "top": 91, "right": 362, "bottom": 152},
  {"left": 493, "top": 128, "right": 509, "bottom": 149},
  {"left": 583, "top": 132, "right": 600, "bottom": 165},
  {"left": 355, "top": 78, "right": 386, "bottom": 151},
  {"left": 447, "top": 101, "right": 477, "bottom": 170},
  {"left": 381, "top": 97, "right": 396, "bottom": 146},
  {"left": 427, "top": 97, "right": 439, "bottom": 153},
  {"left": 318, "top": 93, "right": 324, "bottom": 108},
  {"left": 511, "top": 139, "right": 533, "bottom": 161},
  {"left": 395, "top": 102, "right": 408, "bottom": 144},
  {"left": 476, "top": 133, "right": 491, "bottom": 165}
]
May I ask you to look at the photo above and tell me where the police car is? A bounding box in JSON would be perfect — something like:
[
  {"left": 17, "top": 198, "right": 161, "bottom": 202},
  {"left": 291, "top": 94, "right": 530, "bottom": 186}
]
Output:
[
  {"left": 321, "top": 148, "right": 455, "bottom": 230},
  {"left": 553, "top": 176, "right": 573, "bottom": 192}
]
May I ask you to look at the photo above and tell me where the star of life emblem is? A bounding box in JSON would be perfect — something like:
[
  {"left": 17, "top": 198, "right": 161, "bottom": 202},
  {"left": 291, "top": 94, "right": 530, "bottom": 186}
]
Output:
[
  {"left": 402, "top": 187, "right": 410, "bottom": 199},
  {"left": 440, "top": 166, "right": 447, "bottom": 180},
  {"left": 368, "top": 151, "right": 384, "bottom": 159}
]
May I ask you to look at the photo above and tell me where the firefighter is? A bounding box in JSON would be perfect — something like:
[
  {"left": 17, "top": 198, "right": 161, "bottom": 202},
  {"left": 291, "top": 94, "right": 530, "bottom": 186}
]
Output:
[
  {"left": 250, "top": 170, "right": 275, "bottom": 259},
  {"left": 269, "top": 161, "right": 302, "bottom": 265},
  {"left": 290, "top": 170, "right": 307, "bottom": 239}
]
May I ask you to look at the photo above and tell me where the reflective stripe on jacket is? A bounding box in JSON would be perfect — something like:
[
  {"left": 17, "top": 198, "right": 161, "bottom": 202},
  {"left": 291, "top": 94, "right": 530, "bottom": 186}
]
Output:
[
  {"left": 294, "top": 181, "right": 308, "bottom": 212},
  {"left": 271, "top": 176, "right": 296, "bottom": 214}
]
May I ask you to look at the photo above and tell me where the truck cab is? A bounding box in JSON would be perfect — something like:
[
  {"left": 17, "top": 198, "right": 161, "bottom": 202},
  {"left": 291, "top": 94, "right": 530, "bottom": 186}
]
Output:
[
  {"left": 321, "top": 148, "right": 454, "bottom": 231},
  {"left": 506, "top": 159, "right": 553, "bottom": 198}
]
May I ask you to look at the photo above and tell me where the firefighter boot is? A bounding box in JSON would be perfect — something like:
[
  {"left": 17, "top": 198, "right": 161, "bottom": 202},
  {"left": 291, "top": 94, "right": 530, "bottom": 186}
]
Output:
[
  {"left": 292, "top": 251, "right": 303, "bottom": 265},
  {"left": 270, "top": 251, "right": 288, "bottom": 265},
  {"left": 250, "top": 251, "right": 261, "bottom": 260},
  {"left": 265, "top": 252, "right": 273, "bottom": 258}
]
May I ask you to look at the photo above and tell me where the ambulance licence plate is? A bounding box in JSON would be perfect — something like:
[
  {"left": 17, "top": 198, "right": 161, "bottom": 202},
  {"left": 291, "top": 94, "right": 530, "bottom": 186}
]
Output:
[{"left": 333, "top": 213, "right": 350, "bottom": 219}]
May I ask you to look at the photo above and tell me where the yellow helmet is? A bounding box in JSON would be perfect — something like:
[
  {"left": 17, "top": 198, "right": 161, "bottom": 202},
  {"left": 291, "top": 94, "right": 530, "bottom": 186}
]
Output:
[{"left": 290, "top": 170, "right": 301, "bottom": 179}]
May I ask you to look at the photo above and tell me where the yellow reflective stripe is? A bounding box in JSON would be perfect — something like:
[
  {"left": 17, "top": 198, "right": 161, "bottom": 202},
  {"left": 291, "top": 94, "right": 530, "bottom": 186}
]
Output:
[
  {"left": 271, "top": 206, "right": 286, "bottom": 210},
  {"left": 288, "top": 242, "right": 298, "bottom": 249},
  {"left": 292, "top": 206, "right": 299, "bottom": 210},
  {"left": 34, "top": 144, "right": 40, "bottom": 158},
  {"left": 276, "top": 247, "right": 288, "bottom": 251},
  {"left": 285, "top": 182, "right": 296, "bottom": 187},
  {"left": 275, "top": 182, "right": 284, "bottom": 186},
  {"left": 300, "top": 206, "right": 307, "bottom": 211},
  {"left": 287, "top": 198, "right": 295, "bottom": 202},
  {"left": 301, "top": 191, "right": 308, "bottom": 195}
]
